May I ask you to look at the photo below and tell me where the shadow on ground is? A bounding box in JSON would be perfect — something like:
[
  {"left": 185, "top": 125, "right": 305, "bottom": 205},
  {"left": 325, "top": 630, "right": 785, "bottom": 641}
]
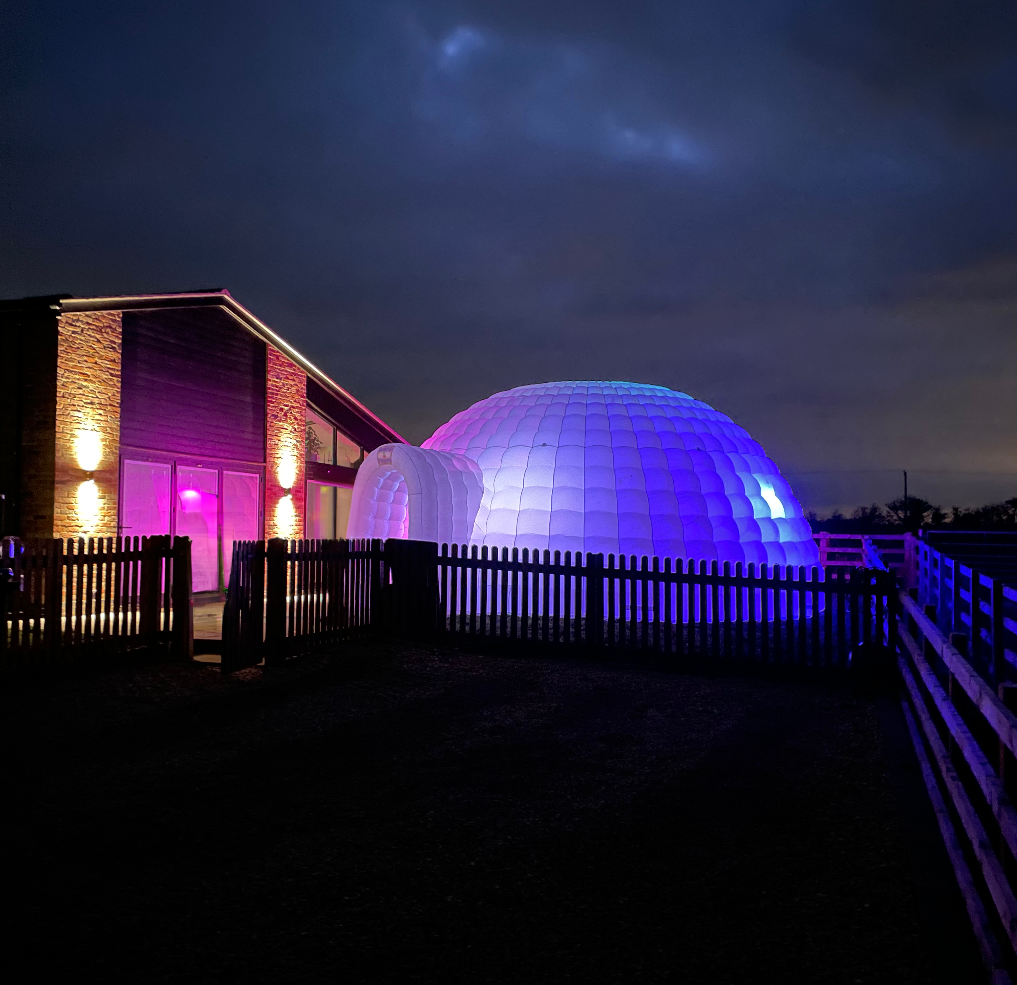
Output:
[{"left": 2, "top": 642, "right": 983, "bottom": 983}]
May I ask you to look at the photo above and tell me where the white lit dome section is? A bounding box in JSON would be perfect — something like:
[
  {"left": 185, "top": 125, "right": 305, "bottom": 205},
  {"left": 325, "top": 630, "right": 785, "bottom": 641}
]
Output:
[{"left": 349, "top": 381, "right": 819, "bottom": 568}]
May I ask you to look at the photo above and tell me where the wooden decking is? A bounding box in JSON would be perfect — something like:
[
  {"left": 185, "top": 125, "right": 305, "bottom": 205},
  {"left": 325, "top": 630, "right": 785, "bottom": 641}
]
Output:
[{"left": 192, "top": 597, "right": 223, "bottom": 640}]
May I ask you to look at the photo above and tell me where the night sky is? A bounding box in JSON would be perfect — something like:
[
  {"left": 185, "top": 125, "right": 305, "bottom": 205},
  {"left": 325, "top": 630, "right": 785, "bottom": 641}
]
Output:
[{"left": 4, "top": 1, "right": 1017, "bottom": 513}]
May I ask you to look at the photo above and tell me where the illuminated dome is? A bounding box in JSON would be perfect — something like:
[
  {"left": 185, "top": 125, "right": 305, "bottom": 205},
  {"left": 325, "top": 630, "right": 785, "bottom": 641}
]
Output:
[{"left": 348, "top": 381, "right": 819, "bottom": 567}]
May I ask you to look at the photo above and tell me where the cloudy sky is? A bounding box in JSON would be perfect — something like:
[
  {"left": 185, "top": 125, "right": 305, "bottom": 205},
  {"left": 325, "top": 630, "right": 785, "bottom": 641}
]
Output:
[{"left": 3, "top": 1, "right": 1017, "bottom": 512}]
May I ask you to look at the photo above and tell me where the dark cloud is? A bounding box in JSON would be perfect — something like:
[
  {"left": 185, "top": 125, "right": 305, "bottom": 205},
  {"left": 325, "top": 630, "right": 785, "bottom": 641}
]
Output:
[
  {"left": 2, "top": 0, "right": 1017, "bottom": 511},
  {"left": 790, "top": 1, "right": 1017, "bottom": 134}
]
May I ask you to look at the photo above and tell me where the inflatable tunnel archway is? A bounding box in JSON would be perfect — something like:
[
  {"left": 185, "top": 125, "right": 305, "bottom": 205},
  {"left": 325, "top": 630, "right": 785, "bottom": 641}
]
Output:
[{"left": 347, "top": 444, "right": 485, "bottom": 544}]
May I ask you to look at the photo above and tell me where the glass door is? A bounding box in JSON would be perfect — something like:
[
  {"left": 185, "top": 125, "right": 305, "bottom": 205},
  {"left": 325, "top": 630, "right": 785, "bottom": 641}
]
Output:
[
  {"left": 121, "top": 458, "right": 264, "bottom": 595},
  {"left": 222, "top": 471, "right": 261, "bottom": 587},
  {"left": 175, "top": 467, "right": 220, "bottom": 592}
]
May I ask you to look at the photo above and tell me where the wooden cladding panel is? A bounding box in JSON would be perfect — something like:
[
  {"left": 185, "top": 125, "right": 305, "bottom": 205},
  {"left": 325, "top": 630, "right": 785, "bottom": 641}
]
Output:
[
  {"left": 121, "top": 307, "right": 266, "bottom": 462},
  {"left": 0, "top": 309, "right": 59, "bottom": 538}
]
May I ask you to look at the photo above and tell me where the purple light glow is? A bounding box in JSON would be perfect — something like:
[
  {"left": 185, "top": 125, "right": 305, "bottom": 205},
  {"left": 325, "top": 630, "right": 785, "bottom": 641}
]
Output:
[{"left": 350, "top": 381, "right": 820, "bottom": 568}]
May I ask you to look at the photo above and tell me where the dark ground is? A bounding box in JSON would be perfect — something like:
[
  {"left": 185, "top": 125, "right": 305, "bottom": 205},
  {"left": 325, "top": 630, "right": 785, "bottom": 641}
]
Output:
[{"left": 2, "top": 642, "right": 984, "bottom": 984}]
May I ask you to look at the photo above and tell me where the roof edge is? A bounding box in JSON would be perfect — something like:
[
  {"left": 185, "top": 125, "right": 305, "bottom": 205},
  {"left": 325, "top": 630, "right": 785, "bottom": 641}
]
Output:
[{"left": 40, "top": 291, "right": 406, "bottom": 445}]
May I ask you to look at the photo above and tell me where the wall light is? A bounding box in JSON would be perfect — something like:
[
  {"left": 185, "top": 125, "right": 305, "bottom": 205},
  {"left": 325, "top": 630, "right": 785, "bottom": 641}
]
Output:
[
  {"left": 275, "top": 493, "right": 297, "bottom": 538},
  {"left": 74, "top": 429, "right": 103, "bottom": 472},
  {"left": 77, "top": 479, "right": 101, "bottom": 532},
  {"left": 278, "top": 450, "right": 297, "bottom": 491}
]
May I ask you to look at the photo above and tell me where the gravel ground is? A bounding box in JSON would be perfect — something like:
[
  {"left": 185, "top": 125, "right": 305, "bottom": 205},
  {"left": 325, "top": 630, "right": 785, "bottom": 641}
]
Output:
[{"left": 2, "top": 641, "right": 983, "bottom": 984}]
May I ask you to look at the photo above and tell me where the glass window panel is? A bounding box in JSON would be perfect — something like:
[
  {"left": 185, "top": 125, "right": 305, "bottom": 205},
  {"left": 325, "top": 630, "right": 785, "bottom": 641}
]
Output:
[
  {"left": 121, "top": 461, "right": 171, "bottom": 540},
  {"left": 336, "top": 432, "right": 363, "bottom": 468},
  {"left": 176, "top": 467, "right": 219, "bottom": 593},
  {"left": 336, "top": 486, "right": 353, "bottom": 539},
  {"left": 306, "top": 407, "right": 334, "bottom": 464},
  {"left": 306, "top": 481, "right": 336, "bottom": 539},
  {"left": 222, "top": 471, "right": 260, "bottom": 587}
]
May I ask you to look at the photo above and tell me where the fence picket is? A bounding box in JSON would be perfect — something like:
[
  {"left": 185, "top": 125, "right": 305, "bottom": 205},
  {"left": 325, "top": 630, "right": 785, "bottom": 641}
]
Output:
[
  {"left": 0, "top": 536, "right": 187, "bottom": 669},
  {"left": 5, "top": 534, "right": 898, "bottom": 679}
]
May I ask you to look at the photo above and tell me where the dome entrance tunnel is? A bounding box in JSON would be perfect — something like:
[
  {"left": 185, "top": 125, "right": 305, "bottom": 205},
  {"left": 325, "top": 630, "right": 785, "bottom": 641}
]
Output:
[{"left": 349, "top": 381, "right": 819, "bottom": 569}]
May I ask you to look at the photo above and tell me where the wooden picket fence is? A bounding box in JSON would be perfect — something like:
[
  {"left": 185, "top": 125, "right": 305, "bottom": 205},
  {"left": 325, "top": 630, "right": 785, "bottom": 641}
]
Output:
[
  {"left": 0, "top": 535, "right": 192, "bottom": 670},
  {"left": 221, "top": 538, "right": 898, "bottom": 673},
  {"left": 221, "top": 538, "right": 377, "bottom": 673},
  {"left": 435, "top": 544, "right": 897, "bottom": 666}
]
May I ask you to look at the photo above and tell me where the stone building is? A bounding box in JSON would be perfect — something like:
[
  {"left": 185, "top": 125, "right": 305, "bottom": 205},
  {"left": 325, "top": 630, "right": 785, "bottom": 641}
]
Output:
[{"left": 0, "top": 289, "right": 402, "bottom": 593}]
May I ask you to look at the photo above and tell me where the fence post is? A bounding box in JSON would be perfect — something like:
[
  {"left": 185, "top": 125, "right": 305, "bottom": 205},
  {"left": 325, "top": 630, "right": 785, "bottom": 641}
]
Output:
[
  {"left": 250, "top": 539, "right": 266, "bottom": 651},
  {"left": 383, "top": 539, "right": 400, "bottom": 638},
  {"left": 171, "top": 536, "right": 193, "bottom": 661},
  {"left": 885, "top": 576, "right": 898, "bottom": 659},
  {"left": 423, "top": 540, "right": 439, "bottom": 643},
  {"left": 992, "top": 576, "right": 1005, "bottom": 685},
  {"left": 45, "top": 538, "right": 63, "bottom": 658},
  {"left": 221, "top": 541, "right": 239, "bottom": 672},
  {"left": 139, "top": 537, "right": 158, "bottom": 644},
  {"left": 902, "top": 532, "right": 918, "bottom": 590},
  {"left": 369, "top": 539, "right": 385, "bottom": 636},
  {"left": 585, "top": 552, "right": 604, "bottom": 649},
  {"left": 413, "top": 540, "right": 439, "bottom": 644},
  {"left": 335, "top": 539, "right": 347, "bottom": 640},
  {"left": 265, "top": 538, "right": 287, "bottom": 667}
]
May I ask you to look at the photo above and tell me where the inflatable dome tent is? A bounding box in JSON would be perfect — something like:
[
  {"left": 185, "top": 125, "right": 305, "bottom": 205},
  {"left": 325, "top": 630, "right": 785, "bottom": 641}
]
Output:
[{"left": 348, "top": 381, "right": 819, "bottom": 568}]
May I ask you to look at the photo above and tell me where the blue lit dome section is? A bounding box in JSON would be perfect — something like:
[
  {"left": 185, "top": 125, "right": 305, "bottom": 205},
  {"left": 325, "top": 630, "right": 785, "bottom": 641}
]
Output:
[{"left": 349, "top": 381, "right": 819, "bottom": 568}]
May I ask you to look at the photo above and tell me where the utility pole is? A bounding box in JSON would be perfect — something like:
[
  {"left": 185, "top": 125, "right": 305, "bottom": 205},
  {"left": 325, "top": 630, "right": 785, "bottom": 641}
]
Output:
[{"left": 903, "top": 470, "right": 908, "bottom": 530}]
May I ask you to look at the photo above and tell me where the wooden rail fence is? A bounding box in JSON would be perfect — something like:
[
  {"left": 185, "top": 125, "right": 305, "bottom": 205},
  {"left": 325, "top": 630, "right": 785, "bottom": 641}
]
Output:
[
  {"left": 918, "top": 534, "right": 1017, "bottom": 687},
  {"left": 898, "top": 589, "right": 1017, "bottom": 983},
  {"left": 813, "top": 532, "right": 916, "bottom": 584},
  {"left": 0, "top": 535, "right": 192, "bottom": 669}
]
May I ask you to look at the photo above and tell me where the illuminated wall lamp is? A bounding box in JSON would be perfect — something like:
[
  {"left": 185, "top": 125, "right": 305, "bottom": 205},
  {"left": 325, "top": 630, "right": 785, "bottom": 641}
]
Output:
[
  {"left": 77, "top": 479, "right": 101, "bottom": 532},
  {"left": 278, "top": 451, "right": 297, "bottom": 492},
  {"left": 74, "top": 429, "right": 103, "bottom": 473},
  {"left": 275, "top": 492, "right": 297, "bottom": 538}
]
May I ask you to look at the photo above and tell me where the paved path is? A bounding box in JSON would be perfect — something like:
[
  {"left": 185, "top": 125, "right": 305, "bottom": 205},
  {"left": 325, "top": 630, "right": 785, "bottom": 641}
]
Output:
[{"left": 3, "top": 642, "right": 983, "bottom": 983}]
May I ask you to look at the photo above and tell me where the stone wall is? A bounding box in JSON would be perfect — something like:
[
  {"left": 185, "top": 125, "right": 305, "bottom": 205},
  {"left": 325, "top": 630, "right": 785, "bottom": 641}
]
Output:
[
  {"left": 265, "top": 346, "right": 306, "bottom": 539},
  {"left": 53, "top": 311, "right": 122, "bottom": 540}
]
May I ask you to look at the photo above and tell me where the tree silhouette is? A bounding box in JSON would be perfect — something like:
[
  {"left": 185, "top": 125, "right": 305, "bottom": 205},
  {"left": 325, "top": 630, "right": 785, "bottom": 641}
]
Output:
[{"left": 883, "top": 497, "right": 940, "bottom": 531}]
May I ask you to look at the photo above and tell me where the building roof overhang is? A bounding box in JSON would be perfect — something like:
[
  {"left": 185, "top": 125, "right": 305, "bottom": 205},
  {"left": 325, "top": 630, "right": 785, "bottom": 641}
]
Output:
[{"left": 1, "top": 289, "right": 406, "bottom": 446}]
